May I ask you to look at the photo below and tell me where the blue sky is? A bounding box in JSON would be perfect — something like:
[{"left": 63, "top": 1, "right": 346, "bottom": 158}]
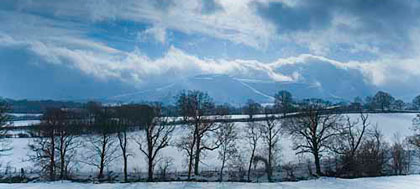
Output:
[{"left": 1, "top": 0, "right": 420, "bottom": 100}]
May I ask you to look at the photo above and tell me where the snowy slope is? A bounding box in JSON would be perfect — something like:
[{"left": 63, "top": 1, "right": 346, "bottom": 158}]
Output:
[
  {"left": 0, "top": 175, "right": 419, "bottom": 189},
  {"left": 106, "top": 74, "right": 275, "bottom": 104},
  {"left": 105, "top": 71, "right": 376, "bottom": 104}
]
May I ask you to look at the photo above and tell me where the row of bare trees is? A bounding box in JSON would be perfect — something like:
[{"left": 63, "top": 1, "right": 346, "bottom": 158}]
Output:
[
  {"left": 28, "top": 103, "right": 176, "bottom": 182},
  {"left": 244, "top": 98, "right": 415, "bottom": 179},
  {"left": 3, "top": 90, "right": 420, "bottom": 182},
  {"left": 28, "top": 108, "right": 82, "bottom": 180},
  {"left": 284, "top": 101, "right": 414, "bottom": 178},
  {"left": 27, "top": 93, "right": 247, "bottom": 182}
]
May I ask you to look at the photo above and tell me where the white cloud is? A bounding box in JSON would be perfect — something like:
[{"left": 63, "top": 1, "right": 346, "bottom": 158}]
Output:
[
  {"left": 138, "top": 25, "right": 167, "bottom": 44},
  {"left": 2, "top": 0, "right": 420, "bottom": 97},
  {"left": 3, "top": 25, "right": 420, "bottom": 92},
  {"left": 9, "top": 0, "right": 275, "bottom": 49}
]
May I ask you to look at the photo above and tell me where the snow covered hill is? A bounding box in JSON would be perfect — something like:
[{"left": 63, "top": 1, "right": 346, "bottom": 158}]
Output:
[{"left": 106, "top": 71, "right": 376, "bottom": 105}]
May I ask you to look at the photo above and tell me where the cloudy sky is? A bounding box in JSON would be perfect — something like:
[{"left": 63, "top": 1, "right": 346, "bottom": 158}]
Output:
[{"left": 1, "top": 0, "right": 420, "bottom": 101}]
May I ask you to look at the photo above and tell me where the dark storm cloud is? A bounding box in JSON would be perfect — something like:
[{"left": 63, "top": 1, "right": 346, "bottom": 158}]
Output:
[
  {"left": 256, "top": 0, "right": 420, "bottom": 38},
  {"left": 256, "top": 1, "right": 333, "bottom": 33}
]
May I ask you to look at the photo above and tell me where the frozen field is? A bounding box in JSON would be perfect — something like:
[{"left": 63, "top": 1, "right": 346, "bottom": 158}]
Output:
[
  {"left": 1, "top": 113, "right": 419, "bottom": 176},
  {"left": 0, "top": 175, "right": 419, "bottom": 189}
]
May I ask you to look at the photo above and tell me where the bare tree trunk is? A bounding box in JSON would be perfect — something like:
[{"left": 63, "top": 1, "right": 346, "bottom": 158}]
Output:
[
  {"left": 148, "top": 158, "right": 154, "bottom": 181},
  {"left": 135, "top": 105, "right": 175, "bottom": 182},
  {"left": 118, "top": 131, "right": 128, "bottom": 182},
  {"left": 98, "top": 135, "right": 106, "bottom": 179},
  {"left": 194, "top": 133, "right": 201, "bottom": 176},
  {"left": 60, "top": 142, "right": 65, "bottom": 180},
  {"left": 267, "top": 144, "right": 272, "bottom": 181},
  {"left": 314, "top": 151, "right": 322, "bottom": 176},
  {"left": 186, "top": 124, "right": 197, "bottom": 180},
  {"left": 220, "top": 153, "right": 226, "bottom": 181},
  {"left": 50, "top": 131, "right": 55, "bottom": 181},
  {"left": 123, "top": 152, "right": 128, "bottom": 182},
  {"left": 187, "top": 153, "right": 194, "bottom": 179},
  {"left": 247, "top": 147, "right": 256, "bottom": 181}
]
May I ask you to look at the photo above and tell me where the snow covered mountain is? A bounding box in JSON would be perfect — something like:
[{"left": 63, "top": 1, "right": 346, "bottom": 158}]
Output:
[
  {"left": 106, "top": 73, "right": 375, "bottom": 105},
  {"left": 106, "top": 56, "right": 379, "bottom": 104}
]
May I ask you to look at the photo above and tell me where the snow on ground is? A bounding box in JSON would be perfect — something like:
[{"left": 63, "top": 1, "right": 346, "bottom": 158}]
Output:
[
  {"left": 9, "top": 120, "right": 41, "bottom": 127},
  {"left": 7, "top": 113, "right": 43, "bottom": 118},
  {"left": 1, "top": 113, "right": 418, "bottom": 176},
  {"left": 0, "top": 175, "right": 419, "bottom": 189}
]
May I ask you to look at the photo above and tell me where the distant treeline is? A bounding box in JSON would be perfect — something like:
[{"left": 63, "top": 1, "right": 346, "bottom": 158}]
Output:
[
  {"left": 2, "top": 90, "right": 420, "bottom": 114},
  {"left": 3, "top": 99, "right": 84, "bottom": 113}
]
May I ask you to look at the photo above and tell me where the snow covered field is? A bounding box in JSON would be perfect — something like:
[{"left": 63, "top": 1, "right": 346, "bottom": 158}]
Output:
[
  {"left": 9, "top": 120, "right": 41, "bottom": 127},
  {"left": 1, "top": 113, "right": 419, "bottom": 178},
  {"left": 0, "top": 175, "right": 419, "bottom": 189}
]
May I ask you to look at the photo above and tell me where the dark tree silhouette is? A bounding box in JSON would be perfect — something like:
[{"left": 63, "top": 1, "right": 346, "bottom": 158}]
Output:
[
  {"left": 393, "top": 99, "right": 405, "bottom": 111},
  {"left": 243, "top": 99, "right": 262, "bottom": 120},
  {"left": 274, "top": 90, "right": 293, "bottom": 116},
  {"left": 357, "top": 127, "right": 389, "bottom": 176},
  {"left": 260, "top": 108, "right": 282, "bottom": 181},
  {"left": 136, "top": 104, "right": 175, "bottom": 182},
  {"left": 114, "top": 105, "right": 139, "bottom": 182},
  {"left": 83, "top": 105, "right": 119, "bottom": 179},
  {"left": 176, "top": 90, "right": 219, "bottom": 177},
  {"left": 29, "top": 108, "right": 80, "bottom": 180},
  {"left": 331, "top": 113, "right": 370, "bottom": 177},
  {"left": 372, "top": 91, "right": 395, "bottom": 111},
  {"left": 412, "top": 95, "right": 420, "bottom": 110},
  {"left": 216, "top": 121, "right": 237, "bottom": 181},
  {"left": 0, "top": 100, "right": 9, "bottom": 127},
  {"left": 286, "top": 104, "right": 341, "bottom": 176},
  {"left": 0, "top": 100, "right": 10, "bottom": 155},
  {"left": 243, "top": 100, "right": 262, "bottom": 181}
]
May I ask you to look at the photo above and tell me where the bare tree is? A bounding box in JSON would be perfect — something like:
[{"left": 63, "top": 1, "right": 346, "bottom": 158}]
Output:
[
  {"left": 392, "top": 99, "right": 405, "bottom": 111},
  {"left": 0, "top": 100, "right": 9, "bottom": 126},
  {"left": 409, "top": 114, "right": 420, "bottom": 151},
  {"left": 390, "top": 133, "right": 410, "bottom": 175},
  {"left": 243, "top": 99, "right": 261, "bottom": 120},
  {"left": 244, "top": 113, "right": 262, "bottom": 181},
  {"left": 259, "top": 108, "right": 282, "bottom": 181},
  {"left": 176, "top": 132, "right": 196, "bottom": 179},
  {"left": 158, "top": 157, "right": 174, "bottom": 180},
  {"left": 113, "top": 105, "right": 134, "bottom": 182},
  {"left": 407, "top": 114, "right": 420, "bottom": 173},
  {"left": 193, "top": 120, "right": 221, "bottom": 175},
  {"left": 29, "top": 108, "right": 68, "bottom": 180},
  {"left": 0, "top": 100, "right": 11, "bottom": 155},
  {"left": 55, "top": 110, "right": 81, "bottom": 180},
  {"left": 349, "top": 97, "right": 363, "bottom": 111},
  {"left": 372, "top": 91, "right": 395, "bottom": 112},
  {"left": 357, "top": 127, "right": 389, "bottom": 176},
  {"left": 29, "top": 132, "right": 55, "bottom": 180},
  {"left": 83, "top": 105, "right": 119, "bottom": 179},
  {"left": 412, "top": 95, "right": 420, "bottom": 110},
  {"left": 216, "top": 121, "right": 238, "bottom": 181},
  {"left": 136, "top": 105, "right": 175, "bottom": 182},
  {"left": 176, "top": 90, "right": 219, "bottom": 177},
  {"left": 282, "top": 162, "right": 297, "bottom": 181},
  {"left": 274, "top": 90, "right": 293, "bottom": 116},
  {"left": 331, "top": 113, "right": 369, "bottom": 177},
  {"left": 229, "top": 153, "right": 247, "bottom": 181},
  {"left": 286, "top": 104, "right": 341, "bottom": 176}
]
